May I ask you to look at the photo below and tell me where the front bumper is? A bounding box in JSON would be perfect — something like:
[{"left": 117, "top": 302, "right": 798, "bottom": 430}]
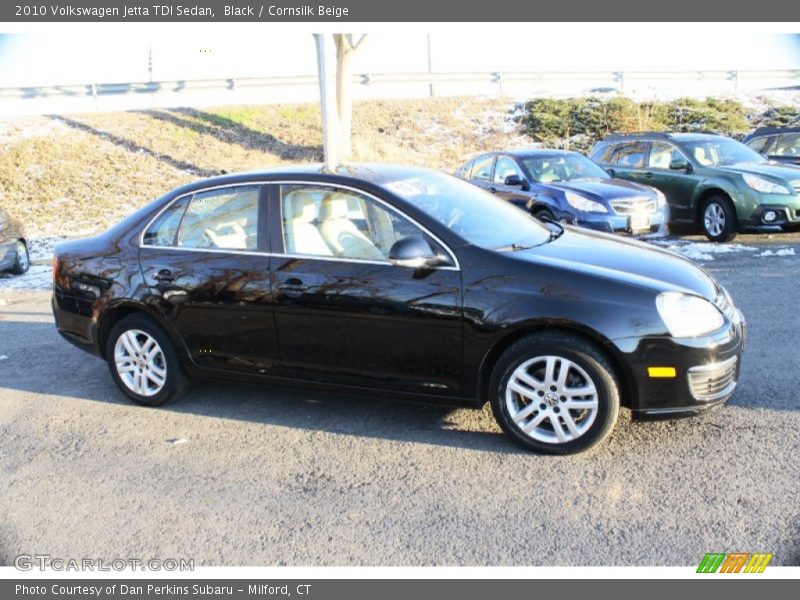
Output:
[
  {"left": 575, "top": 205, "right": 669, "bottom": 235},
  {"left": 614, "top": 308, "right": 746, "bottom": 420}
]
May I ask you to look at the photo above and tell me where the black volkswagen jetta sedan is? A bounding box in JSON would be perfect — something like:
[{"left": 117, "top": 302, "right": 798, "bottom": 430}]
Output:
[{"left": 52, "top": 165, "right": 746, "bottom": 454}]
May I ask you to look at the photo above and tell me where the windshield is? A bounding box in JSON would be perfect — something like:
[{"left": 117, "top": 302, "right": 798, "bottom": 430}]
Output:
[
  {"left": 522, "top": 154, "right": 610, "bottom": 183},
  {"left": 680, "top": 138, "right": 766, "bottom": 167},
  {"left": 382, "top": 172, "right": 551, "bottom": 250}
]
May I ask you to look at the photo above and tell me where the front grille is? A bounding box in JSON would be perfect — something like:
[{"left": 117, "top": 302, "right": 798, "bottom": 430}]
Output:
[
  {"left": 610, "top": 197, "right": 656, "bottom": 215},
  {"left": 687, "top": 356, "right": 738, "bottom": 402}
]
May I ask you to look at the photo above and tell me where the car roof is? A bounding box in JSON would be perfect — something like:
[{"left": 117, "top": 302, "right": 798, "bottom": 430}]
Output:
[
  {"left": 746, "top": 126, "right": 800, "bottom": 138},
  {"left": 469, "top": 148, "right": 582, "bottom": 160},
  {"left": 173, "top": 163, "right": 445, "bottom": 194},
  {"left": 599, "top": 131, "right": 727, "bottom": 143}
]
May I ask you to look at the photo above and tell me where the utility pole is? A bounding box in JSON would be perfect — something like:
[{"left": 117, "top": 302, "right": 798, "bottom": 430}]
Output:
[
  {"left": 427, "top": 34, "right": 434, "bottom": 98},
  {"left": 314, "top": 34, "right": 338, "bottom": 170}
]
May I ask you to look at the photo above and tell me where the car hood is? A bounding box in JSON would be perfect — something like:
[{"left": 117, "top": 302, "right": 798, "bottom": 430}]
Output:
[
  {"left": 715, "top": 162, "right": 800, "bottom": 183},
  {"left": 513, "top": 227, "right": 719, "bottom": 299},
  {"left": 542, "top": 178, "right": 655, "bottom": 202}
]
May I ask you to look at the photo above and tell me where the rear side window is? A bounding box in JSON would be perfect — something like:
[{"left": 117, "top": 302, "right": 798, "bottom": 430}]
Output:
[
  {"left": 745, "top": 135, "right": 773, "bottom": 154},
  {"left": 177, "top": 186, "right": 260, "bottom": 251},
  {"left": 590, "top": 142, "right": 614, "bottom": 163},
  {"left": 458, "top": 159, "right": 475, "bottom": 179},
  {"left": 142, "top": 196, "right": 190, "bottom": 246},
  {"left": 471, "top": 155, "right": 495, "bottom": 181},
  {"left": 610, "top": 142, "right": 647, "bottom": 168}
]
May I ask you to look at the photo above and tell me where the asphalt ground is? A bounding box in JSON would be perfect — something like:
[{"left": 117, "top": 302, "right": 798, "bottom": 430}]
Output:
[{"left": 0, "top": 229, "right": 798, "bottom": 566}]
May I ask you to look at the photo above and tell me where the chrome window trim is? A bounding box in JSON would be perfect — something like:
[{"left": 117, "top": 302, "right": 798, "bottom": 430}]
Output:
[{"left": 138, "top": 179, "right": 461, "bottom": 272}]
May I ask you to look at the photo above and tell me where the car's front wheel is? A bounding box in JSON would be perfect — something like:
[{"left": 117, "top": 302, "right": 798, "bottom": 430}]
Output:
[
  {"left": 106, "top": 314, "right": 189, "bottom": 407},
  {"left": 701, "top": 195, "right": 737, "bottom": 242},
  {"left": 490, "top": 332, "right": 620, "bottom": 454},
  {"left": 10, "top": 240, "right": 29, "bottom": 275}
]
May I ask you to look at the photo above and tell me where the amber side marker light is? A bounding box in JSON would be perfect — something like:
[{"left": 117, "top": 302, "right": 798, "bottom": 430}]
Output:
[{"left": 648, "top": 367, "right": 677, "bottom": 378}]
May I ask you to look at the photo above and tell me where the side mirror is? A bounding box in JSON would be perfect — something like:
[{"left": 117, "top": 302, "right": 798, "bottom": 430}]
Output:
[
  {"left": 606, "top": 167, "right": 616, "bottom": 177},
  {"left": 669, "top": 158, "right": 692, "bottom": 172},
  {"left": 389, "top": 236, "right": 446, "bottom": 268},
  {"left": 504, "top": 174, "right": 529, "bottom": 190}
]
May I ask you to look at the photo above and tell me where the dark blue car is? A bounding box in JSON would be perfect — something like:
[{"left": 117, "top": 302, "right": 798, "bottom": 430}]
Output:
[{"left": 457, "top": 149, "right": 669, "bottom": 235}]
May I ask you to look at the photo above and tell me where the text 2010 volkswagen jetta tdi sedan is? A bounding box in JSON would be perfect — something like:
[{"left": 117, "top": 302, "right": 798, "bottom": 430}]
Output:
[{"left": 52, "top": 165, "right": 746, "bottom": 454}]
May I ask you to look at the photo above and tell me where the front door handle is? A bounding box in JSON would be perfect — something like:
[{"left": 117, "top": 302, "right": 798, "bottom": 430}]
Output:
[
  {"left": 489, "top": 187, "right": 498, "bottom": 193},
  {"left": 277, "top": 278, "right": 308, "bottom": 294},
  {"left": 153, "top": 269, "right": 174, "bottom": 283},
  {"left": 643, "top": 171, "right": 654, "bottom": 179}
]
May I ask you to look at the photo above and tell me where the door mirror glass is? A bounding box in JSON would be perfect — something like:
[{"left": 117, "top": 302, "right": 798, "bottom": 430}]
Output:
[
  {"left": 669, "top": 158, "right": 690, "bottom": 171},
  {"left": 504, "top": 174, "right": 525, "bottom": 187},
  {"left": 388, "top": 235, "right": 445, "bottom": 268}
]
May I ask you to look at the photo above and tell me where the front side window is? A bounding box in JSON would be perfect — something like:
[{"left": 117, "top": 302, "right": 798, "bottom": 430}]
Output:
[
  {"left": 648, "top": 142, "right": 687, "bottom": 169},
  {"left": 281, "top": 185, "right": 426, "bottom": 262},
  {"left": 493, "top": 156, "right": 524, "bottom": 183},
  {"left": 522, "top": 154, "right": 609, "bottom": 183},
  {"left": 773, "top": 133, "right": 800, "bottom": 157},
  {"left": 610, "top": 142, "right": 647, "bottom": 168},
  {"left": 458, "top": 159, "right": 475, "bottom": 179},
  {"left": 177, "top": 186, "right": 260, "bottom": 250}
]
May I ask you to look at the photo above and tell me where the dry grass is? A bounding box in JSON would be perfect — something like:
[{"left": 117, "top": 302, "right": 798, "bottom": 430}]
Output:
[{"left": 0, "top": 96, "right": 528, "bottom": 237}]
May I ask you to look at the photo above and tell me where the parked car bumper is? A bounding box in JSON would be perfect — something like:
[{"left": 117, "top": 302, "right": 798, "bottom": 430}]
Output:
[
  {"left": 575, "top": 205, "right": 669, "bottom": 235},
  {"left": 614, "top": 307, "right": 746, "bottom": 420}
]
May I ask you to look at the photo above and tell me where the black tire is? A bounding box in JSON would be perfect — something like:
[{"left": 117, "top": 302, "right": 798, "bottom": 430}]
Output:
[
  {"left": 533, "top": 207, "right": 556, "bottom": 222},
  {"left": 489, "top": 331, "right": 620, "bottom": 455},
  {"left": 781, "top": 222, "right": 800, "bottom": 233},
  {"left": 106, "top": 314, "right": 189, "bottom": 407},
  {"left": 10, "top": 240, "right": 29, "bottom": 275},
  {"left": 700, "top": 195, "right": 738, "bottom": 242}
]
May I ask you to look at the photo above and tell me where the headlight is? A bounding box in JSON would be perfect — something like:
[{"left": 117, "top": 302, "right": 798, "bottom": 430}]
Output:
[
  {"left": 654, "top": 189, "right": 667, "bottom": 209},
  {"left": 743, "top": 173, "right": 790, "bottom": 195},
  {"left": 564, "top": 191, "right": 608, "bottom": 213},
  {"left": 656, "top": 292, "right": 725, "bottom": 338}
]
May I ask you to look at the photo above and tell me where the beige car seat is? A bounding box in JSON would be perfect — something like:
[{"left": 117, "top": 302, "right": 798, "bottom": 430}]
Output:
[
  {"left": 319, "top": 193, "right": 385, "bottom": 261},
  {"left": 283, "top": 190, "right": 333, "bottom": 256}
]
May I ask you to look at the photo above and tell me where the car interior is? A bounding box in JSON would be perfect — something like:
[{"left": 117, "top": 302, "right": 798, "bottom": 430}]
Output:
[{"left": 282, "top": 186, "right": 415, "bottom": 261}]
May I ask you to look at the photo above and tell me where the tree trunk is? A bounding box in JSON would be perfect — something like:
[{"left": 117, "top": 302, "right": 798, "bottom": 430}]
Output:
[
  {"left": 336, "top": 40, "right": 354, "bottom": 162},
  {"left": 313, "top": 33, "right": 338, "bottom": 170}
]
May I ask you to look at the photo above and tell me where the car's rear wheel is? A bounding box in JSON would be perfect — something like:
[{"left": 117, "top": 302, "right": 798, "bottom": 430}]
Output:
[
  {"left": 490, "top": 332, "right": 620, "bottom": 454},
  {"left": 10, "top": 240, "right": 29, "bottom": 275},
  {"left": 701, "top": 195, "right": 737, "bottom": 242},
  {"left": 106, "top": 314, "right": 189, "bottom": 407}
]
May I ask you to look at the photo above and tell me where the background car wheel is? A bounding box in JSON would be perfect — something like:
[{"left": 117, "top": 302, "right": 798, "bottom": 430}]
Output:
[
  {"left": 10, "top": 240, "right": 29, "bottom": 275},
  {"left": 106, "top": 314, "right": 189, "bottom": 407},
  {"left": 489, "top": 331, "right": 620, "bottom": 455},
  {"left": 701, "top": 195, "right": 737, "bottom": 242},
  {"left": 533, "top": 207, "right": 556, "bottom": 222}
]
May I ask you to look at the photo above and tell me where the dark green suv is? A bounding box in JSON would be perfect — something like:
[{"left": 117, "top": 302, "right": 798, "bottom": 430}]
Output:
[{"left": 590, "top": 132, "right": 800, "bottom": 242}]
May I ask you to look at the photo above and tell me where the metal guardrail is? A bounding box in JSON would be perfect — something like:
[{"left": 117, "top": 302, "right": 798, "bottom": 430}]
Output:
[{"left": 2, "top": 69, "right": 798, "bottom": 100}]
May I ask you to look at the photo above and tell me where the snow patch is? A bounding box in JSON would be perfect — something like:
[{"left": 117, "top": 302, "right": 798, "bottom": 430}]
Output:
[
  {"left": 0, "top": 266, "right": 52, "bottom": 291},
  {"left": 758, "top": 248, "right": 796, "bottom": 257}
]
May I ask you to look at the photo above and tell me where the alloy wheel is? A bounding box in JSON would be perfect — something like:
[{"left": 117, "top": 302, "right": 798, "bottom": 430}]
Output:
[
  {"left": 704, "top": 203, "right": 726, "bottom": 237},
  {"left": 505, "top": 355, "right": 599, "bottom": 444},
  {"left": 113, "top": 329, "right": 168, "bottom": 397}
]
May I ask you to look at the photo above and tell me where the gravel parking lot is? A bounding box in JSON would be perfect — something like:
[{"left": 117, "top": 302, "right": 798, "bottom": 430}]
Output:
[{"left": 1, "top": 231, "right": 798, "bottom": 567}]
